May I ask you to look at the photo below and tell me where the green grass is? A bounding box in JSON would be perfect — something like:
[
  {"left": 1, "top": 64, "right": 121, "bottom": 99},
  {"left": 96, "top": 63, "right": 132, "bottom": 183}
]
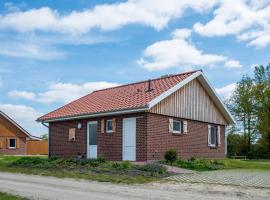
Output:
[
  {"left": 161, "top": 157, "right": 270, "bottom": 171},
  {"left": 220, "top": 159, "right": 270, "bottom": 170},
  {"left": 0, "top": 192, "right": 28, "bottom": 200},
  {"left": 0, "top": 156, "right": 168, "bottom": 184}
]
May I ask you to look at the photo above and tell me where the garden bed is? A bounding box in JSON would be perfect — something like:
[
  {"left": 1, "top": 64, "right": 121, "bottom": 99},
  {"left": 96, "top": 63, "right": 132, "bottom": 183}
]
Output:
[{"left": 0, "top": 156, "right": 169, "bottom": 184}]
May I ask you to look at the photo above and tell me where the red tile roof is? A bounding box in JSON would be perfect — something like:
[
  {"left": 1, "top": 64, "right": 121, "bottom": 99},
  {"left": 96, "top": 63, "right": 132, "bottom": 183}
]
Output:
[{"left": 38, "top": 70, "right": 199, "bottom": 121}]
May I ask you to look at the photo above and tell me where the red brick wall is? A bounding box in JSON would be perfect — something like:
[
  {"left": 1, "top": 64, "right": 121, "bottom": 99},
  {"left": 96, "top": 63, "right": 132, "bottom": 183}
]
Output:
[
  {"left": 146, "top": 113, "right": 225, "bottom": 160},
  {"left": 49, "top": 119, "right": 88, "bottom": 158},
  {"left": 0, "top": 137, "right": 26, "bottom": 155},
  {"left": 49, "top": 112, "right": 225, "bottom": 161},
  {"left": 49, "top": 113, "right": 147, "bottom": 161}
]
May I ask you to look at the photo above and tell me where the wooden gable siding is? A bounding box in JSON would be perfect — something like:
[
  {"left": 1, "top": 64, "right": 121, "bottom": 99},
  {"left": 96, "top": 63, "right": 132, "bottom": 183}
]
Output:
[
  {"left": 0, "top": 115, "right": 27, "bottom": 138},
  {"left": 149, "top": 79, "right": 228, "bottom": 125}
]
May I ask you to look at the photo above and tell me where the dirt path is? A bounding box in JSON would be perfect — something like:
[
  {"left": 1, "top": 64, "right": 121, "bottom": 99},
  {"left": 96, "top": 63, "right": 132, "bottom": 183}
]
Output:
[{"left": 0, "top": 172, "right": 269, "bottom": 200}]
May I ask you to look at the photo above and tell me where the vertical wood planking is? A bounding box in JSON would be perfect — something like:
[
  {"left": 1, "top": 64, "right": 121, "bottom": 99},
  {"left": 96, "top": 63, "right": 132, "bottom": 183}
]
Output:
[{"left": 150, "top": 79, "right": 227, "bottom": 125}]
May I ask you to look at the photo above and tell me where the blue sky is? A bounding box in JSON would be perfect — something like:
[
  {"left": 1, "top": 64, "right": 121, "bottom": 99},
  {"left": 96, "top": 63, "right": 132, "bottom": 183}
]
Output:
[{"left": 0, "top": 0, "right": 270, "bottom": 136}]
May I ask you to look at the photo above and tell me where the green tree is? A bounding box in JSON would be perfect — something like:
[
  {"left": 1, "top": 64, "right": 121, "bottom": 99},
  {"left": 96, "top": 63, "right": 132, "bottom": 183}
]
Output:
[
  {"left": 229, "top": 76, "right": 257, "bottom": 155},
  {"left": 41, "top": 133, "right": 48, "bottom": 141},
  {"left": 253, "top": 64, "right": 270, "bottom": 157}
]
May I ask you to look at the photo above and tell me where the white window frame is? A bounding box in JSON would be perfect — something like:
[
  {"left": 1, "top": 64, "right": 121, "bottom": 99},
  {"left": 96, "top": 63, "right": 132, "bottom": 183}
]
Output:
[
  {"left": 8, "top": 138, "right": 16, "bottom": 149},
  {"left": 209, "top": 125, "right": 218, "bottom": 147},
  {"left": 172, "top": 120, "right": 183, "bottom": 134},
  {"left": 106, "top": 119, "right": 113, "bottom": 133}
]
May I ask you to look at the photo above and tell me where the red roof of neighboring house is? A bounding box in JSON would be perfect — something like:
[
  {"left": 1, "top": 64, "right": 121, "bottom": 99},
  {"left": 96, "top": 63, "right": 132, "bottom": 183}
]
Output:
[{"left": 38, "top": 70, "right": 199, "bottom": 122}]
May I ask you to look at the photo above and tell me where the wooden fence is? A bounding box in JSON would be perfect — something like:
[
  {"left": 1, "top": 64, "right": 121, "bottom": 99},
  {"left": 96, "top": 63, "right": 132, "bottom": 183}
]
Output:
[{"left": 26, "top": 140, "right": 48, "bottom": 155}]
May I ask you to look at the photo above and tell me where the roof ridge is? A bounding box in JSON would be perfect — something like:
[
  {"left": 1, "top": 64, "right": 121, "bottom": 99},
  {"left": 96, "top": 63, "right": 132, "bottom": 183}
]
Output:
[{"left": 93, "top": 69, "right": 202, "bottom": 93}]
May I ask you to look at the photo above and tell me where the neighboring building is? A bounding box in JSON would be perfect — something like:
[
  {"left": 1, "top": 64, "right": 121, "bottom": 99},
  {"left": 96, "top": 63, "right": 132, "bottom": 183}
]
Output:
[
  {"left": 0, "top": 110, "right": 47, "bottom": 155},
  {"left": 38, "top": 70, "right": 235, "bottom": 161}
]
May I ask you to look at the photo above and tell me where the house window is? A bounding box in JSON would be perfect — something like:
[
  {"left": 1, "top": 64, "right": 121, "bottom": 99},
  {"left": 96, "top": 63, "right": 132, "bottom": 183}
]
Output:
[
  {"left": 209, "top": 125, "right": 218, "bottom": 147},
  {"left": 173, "top": 120, "right": 183, "bottom": 133},
  {"left": 106, "top": 120, "right": 113, "bottom": 133},
  {"left": 9, "top": 138, "right": 16, "bottom": 149},
  {"left": 69, "top": 128, "right": 76, "bottom": 141}
]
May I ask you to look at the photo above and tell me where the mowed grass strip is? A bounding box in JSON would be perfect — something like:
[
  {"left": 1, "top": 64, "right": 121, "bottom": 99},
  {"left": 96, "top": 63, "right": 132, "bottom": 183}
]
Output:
[
  {"left": 0, "top": 192, "right": 29, "bottom": 200},
  {"left": 220, "top": 159, "right": 270, "bottom": 170}
]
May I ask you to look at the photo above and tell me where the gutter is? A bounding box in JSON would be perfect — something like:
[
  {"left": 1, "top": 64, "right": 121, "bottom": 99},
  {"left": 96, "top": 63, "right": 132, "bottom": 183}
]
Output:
[{"left": 38, "top": 106, "right": 149, "bottom": 123}]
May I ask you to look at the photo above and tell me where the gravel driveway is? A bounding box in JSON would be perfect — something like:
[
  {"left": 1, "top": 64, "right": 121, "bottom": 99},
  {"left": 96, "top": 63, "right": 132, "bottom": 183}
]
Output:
[{"left": 0, "top": 172, "right": 270, "bottom": 200}]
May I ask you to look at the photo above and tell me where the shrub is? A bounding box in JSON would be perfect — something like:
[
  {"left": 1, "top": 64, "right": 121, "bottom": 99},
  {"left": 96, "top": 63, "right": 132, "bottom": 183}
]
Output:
[
  {"left": 139, "top": 163, "right": 166, "bottom": 174},
  {"left": 112, "top": 162, "right": 121, "bottom": 169},
  {"left": 11, "top": 157, "right": 45, "bottom": 167},
  {"left": 164, "top": 149, "right": 177, "bottom": 163},
  {"left": 121, "top": 161, "right": 132, "bottom": 170},
  {"left": 111, "top": 161, "right": 132, "bottom": 170},
  {"left": 96, "top": 155, "right": 106, "bottom": 163}
]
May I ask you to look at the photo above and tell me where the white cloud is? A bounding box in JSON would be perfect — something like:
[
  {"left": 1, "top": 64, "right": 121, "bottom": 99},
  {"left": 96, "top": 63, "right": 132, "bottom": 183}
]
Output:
[
  {"left": 0, "top": 40, "right": 65, "bottom": 60},
  {"left": 138, "top": 28, "right": 226, "bottom": 71},
  {"left": 224, "top": 60, "right": 242, "bottom": 68},
  {"left": 0, "top": 0, "right": 218, "bottom": 34},
  {"left": 8, "top": 91, "right": 36, "bottom": 100},
  {"left": 215, "top": 83, "right": 236, "bottom": 99},
  {"left": 9, "top": 81, "right": 119, "bottom": 104},
  {"left": 0, "top": 104, "right": 45, "bottom": 136},
  {"left": 194, "top": 0, "right": 270, "bottom": 48}
]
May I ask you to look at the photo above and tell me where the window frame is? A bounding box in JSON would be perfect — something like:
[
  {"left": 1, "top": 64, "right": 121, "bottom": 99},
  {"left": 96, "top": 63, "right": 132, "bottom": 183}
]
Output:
[
  {"left": 172, "top": 119, "right": 183, "bottom": 134},
  {"left": 8, "top": 138, "right": 16, "bottom": 149},
  {"left": 209, "top": 125, "right": 218, "bottom": 147},
  {"left": 106, "top": 119, "right": 113, "bottom": 133}
]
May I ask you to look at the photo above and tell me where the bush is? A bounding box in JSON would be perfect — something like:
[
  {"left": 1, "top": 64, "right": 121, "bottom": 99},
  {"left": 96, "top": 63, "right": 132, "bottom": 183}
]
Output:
[
  {"left": 139, "top": 163, "right": 166, "bottom": 174},
  {"left": 164, "top": 149, "right": 177, "bottom": 163},
  {"left": 111, "top": 162, "right": 121, "bottom": 169},
  {"left": 122, "top": 161, "right": 132, "bottom": 170},
  {"left": 111, "top": 161, "right": 132, "bottom": 170},
  {"left": 96, "top": 155, "right": 106, "bottom": 163},
  {"left": 11, "top": 157, "right": 46, "bottom": 167},
  {"left": 165, "top": 157, "right": 224, "bottom": 171}
]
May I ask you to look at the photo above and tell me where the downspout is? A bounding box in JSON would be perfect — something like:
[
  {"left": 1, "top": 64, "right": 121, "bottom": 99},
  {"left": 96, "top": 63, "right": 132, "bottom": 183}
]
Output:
[{"left": 41, "top": 122, "right": 50, "bottom": 158}]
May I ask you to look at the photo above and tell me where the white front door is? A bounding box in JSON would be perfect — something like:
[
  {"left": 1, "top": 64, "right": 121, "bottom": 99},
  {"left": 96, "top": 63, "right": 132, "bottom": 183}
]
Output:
[
  {"left": 122, "top": 118, "right": 136, "bottom": 161},
  {"left": 87, "top": 121, "right": 98, "bottom": 159}
]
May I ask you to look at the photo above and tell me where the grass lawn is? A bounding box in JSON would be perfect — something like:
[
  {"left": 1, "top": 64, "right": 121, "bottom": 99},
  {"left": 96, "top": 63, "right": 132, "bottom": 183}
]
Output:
[
  {"left": 0, "top": 192, "right": 28, "bottom": 200},
  {"left": 0, "top": 156, "right": 168, "bottom": 184},
  {"left": 220, "top": 159, "right": 270, "bottom": 170},
  {"left": 161, "top": 157, "right": 270, "bottom": 171}
]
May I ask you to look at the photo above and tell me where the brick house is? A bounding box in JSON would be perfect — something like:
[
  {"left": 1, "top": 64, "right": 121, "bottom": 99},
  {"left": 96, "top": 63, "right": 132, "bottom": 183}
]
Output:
[
  {"left": 0, "top": 110, "right": 43, "bottom": 155},
  {"left": 38, "top": 70, "right": 235, "bottom": 161}
]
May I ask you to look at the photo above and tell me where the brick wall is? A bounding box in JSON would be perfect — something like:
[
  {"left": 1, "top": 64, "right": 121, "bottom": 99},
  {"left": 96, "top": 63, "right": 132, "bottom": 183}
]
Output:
[
  {"left": 49, "top": 112, "right": 225, "bottom": 161},
  {"left": 0, "top": 137, "right": 26, "bottom": 155},
  {"left": 146, "top": 113, "right": 225, "bottom": 160},
  {"left": 49, "top": 113, "right": 147, "bottom": 161}
]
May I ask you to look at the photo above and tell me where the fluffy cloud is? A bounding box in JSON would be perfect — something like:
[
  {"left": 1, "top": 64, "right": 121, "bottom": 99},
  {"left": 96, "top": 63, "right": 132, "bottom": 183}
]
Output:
[
  {"left": 0, "top": 0, "right": 218, "bottom": 34},
  {"left": 0, "top": 39, "right": 65, "bottom": 60},
  {"left": 8, "top": 91, "right": 36, "bottom": 100},
  {"left": 9, "top": 81, "right": 119, "bottom": 104},
  {"left": 0, "top": 104, "right": 45, "bottom": 136},
  {"left": 194, "top": 0, "right": 270, "bottom": 48},
  {"left": 224, "top": 60, "right": 243, "bottom": 68},
  {"left": 215, "top": 83, "right": 236, "bottom": 99},
  {"left": 138, "top": 28, "right": 226, "bottom": 71}
]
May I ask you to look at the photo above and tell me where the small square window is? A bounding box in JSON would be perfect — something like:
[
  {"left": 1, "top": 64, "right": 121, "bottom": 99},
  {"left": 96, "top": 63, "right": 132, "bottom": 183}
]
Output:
[
  {"left": 9, "top": 138, "right": 16, "bottom": 149},
  {"left": 173, "top": 120, "right": 183, "bottom": 133},
  {"left": 106, "top": 120, "right": 113, "bottom": 133}
]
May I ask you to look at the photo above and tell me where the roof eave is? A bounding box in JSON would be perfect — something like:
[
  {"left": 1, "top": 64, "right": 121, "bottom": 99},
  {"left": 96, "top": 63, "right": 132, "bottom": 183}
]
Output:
[{"left": 39, "top": 106, "right": 149, "bottom": 123}]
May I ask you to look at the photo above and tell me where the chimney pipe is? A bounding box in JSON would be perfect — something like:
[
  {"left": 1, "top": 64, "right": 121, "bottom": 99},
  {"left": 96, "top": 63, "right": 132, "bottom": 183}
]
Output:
[{"left": 146, "top": 79, "right": 153, "bottom": 92}]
